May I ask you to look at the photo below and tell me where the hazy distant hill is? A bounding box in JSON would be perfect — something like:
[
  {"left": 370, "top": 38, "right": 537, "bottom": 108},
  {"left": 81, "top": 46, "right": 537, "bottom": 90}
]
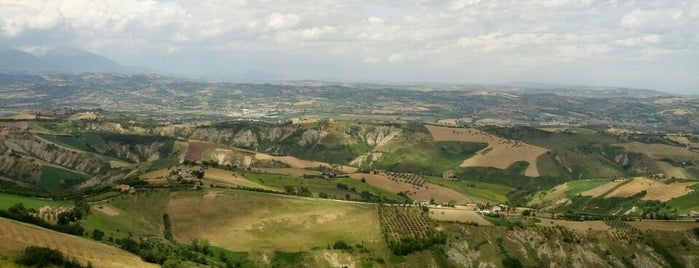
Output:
[{"left": 0, "top": 47, "right": 148, "bottom": 74}]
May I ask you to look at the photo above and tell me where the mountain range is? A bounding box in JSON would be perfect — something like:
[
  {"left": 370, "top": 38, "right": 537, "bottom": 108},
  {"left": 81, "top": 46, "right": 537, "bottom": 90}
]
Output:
[{"left": 0, "top": 46, "right": 149, "bottom": 74}]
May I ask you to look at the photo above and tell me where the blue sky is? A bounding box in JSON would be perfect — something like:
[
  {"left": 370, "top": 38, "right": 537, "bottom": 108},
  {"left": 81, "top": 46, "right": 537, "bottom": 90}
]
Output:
[{"left": 1, "top": 0, "right": 697, "bottom": 93}]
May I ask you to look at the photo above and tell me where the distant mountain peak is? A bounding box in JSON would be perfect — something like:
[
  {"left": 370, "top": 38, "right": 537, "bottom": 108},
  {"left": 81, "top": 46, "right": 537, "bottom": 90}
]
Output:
[{"left": 0, "top": 46, "right": 148, "bottom": 74}]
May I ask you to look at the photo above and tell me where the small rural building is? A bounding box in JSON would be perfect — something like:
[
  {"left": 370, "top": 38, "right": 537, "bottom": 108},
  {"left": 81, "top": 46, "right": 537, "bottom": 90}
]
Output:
[{"left": 492, "top": 206, "right": 503, "bottom": 213}]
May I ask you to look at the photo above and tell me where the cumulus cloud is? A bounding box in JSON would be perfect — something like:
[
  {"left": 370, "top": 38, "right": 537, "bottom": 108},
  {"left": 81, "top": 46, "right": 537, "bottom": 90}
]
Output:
[{"left": 0, "top": 0, "right": 697, "bottom": 92}]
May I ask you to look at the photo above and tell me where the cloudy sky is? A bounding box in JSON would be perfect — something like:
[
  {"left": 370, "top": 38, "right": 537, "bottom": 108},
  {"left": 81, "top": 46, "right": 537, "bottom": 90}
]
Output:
[{"left": 1, "top": 0, "right": 698, "bottom": 93}]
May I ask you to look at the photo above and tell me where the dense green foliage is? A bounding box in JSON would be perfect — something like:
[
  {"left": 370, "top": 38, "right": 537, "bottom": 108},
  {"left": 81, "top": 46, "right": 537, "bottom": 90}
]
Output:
[
  {"left": 0, "top": 203, "right": 85, "bottom": 236},
  {"left": 16, "top": 246, "right": 88, "bottom": 268},
  {"left": 115, "top": 237, "right": 254, "bottom": 267}
]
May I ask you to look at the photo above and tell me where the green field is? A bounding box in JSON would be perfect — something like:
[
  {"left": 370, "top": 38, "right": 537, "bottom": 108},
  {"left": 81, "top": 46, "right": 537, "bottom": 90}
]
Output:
[
  {"left": 0, "top": 192, "right": 71, "bottom": 210},
  {"left": 166, "top": 189, "right": 386, "bottom": 253},
  {"left": 565, "top": 179, "right": 613, "bottom": 196},
  {"left": 371, "top": 130, "right": 487, "bottom": 176},
  {"left": 424, "top": 177, "right": 512, "bottom": 203},
  {"left": 39, "top": 166, "right": 90, "bottom": 192},
  {"left": 666, "top": 184, "right": 699, "bottom": 213},
  {"left": 39, "top": 133, "right": 109, "bottom": 153},
  {"left": 148, "top": 156, "right": 180, "bottom": 171},
  {"left": 84, "top": 190, "right": 171, "bottom": 239}
]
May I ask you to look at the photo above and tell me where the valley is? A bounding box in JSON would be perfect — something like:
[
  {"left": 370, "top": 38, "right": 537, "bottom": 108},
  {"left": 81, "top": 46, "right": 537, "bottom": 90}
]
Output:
[{"left": 1, "top": 73, "right": 699, "bottom": 267}]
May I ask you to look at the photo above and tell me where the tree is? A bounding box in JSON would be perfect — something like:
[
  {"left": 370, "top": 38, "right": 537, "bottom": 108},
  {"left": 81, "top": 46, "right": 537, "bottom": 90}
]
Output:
[
  {"left": 92, "top": 229, "right": 105, "bottom": 241},
  {"left": 284, "top": 186, "right": 295, "bottom": 195},
  {"left": 163, "top": 213, "right": 173, "bottom": 241}
]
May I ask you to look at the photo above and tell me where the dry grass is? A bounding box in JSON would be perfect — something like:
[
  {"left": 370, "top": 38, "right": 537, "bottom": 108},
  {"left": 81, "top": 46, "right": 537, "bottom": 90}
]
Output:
[
  {"left": 255, "top": 168, "right": 322, "bottom": 177},
  {"left": 580, "top": 180, "right": 625, "bottom": 198},
  {"left": 0, "top": 217, "right": 156, "bottom": 268},
  {"left": 0, "top": 113, "right": 36, "bottom": 120},
  {"left": 428, "top": 208, "right": 492, "bottom": 225},
  {"left": 426, "top": 125, "right": 548, "bottom": 177},
  {"left": 536, "top": 218, "right": 611, "bottom": 232},
  {"left": 204, "top": 168, "right": 277, "bottom": 190},
  {"left": 605, "top": 177, "right": 697, "bottom": 202},
  {"left": 167, "top": 190, "right": 382, "bottom": 252},
  {"left": 348, "top": 173, "right": 474, "bottom": 204},
  {"left": 254, "top": 153, "right": 358, "bottom": 173},
  {"left": 628, "top": 220, "right": 699, "bottom": 231},
  {"left": 93, "top": 204, "right": 121, "bottom": 216},
  {"left": 618, "top": 142, "right": 699, "bottom": 159},
  {"left": 67, "top": 112, "right": 98, "bottom": 121},
  {"left": 654, "top": 161, "right": 690, "bottom": 179},
  {"left": 185, "top": 141, "right": 221, "bottom": 162},
  {"left": 436, "top": 119, "right": 458, "bottom": 125}
]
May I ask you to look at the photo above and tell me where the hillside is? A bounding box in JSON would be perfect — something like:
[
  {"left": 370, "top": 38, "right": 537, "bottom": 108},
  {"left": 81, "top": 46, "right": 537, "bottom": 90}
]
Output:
[{"left": 0, "top": 217, "right": 156, "bottom": 268}]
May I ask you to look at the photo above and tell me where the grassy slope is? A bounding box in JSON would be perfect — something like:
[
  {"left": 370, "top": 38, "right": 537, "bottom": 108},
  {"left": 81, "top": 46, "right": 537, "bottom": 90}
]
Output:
[
  {"left": 565, "top": 179, "right": 614, "bottom": 197},
  {"left": 242, "top": 172, "right": 408, "bottom": 202},
  {"left": 424, "top": 176, "right": 512, "bottom": 204},
  {"left": 372, "top": 129, "right": 487, "bottom": 176},
  {"left": 0, "top": 192, "right": 71, "bottom": 209},
  {"left": 0, "top": 217, "right": 157, "bottom": 268},
  {"left": 39, "top": 166, "right": 89, "bottom": 192},
  {"left": 83, "top": 190, "right": 171, "bottom": 239},
  {"left": 485, "top": 127, "right": 626, "bottom": 179},
  {"left": 666, "top": 184, "right": 699, "bottom": 213},
  {"left": 167, "top": 189, "right": 385, "bottom": 252}
]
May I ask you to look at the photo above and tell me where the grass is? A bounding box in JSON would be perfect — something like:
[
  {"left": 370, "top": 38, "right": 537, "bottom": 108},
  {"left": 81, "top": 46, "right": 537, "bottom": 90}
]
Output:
[
  {"left": 166, "top": 189, "right": 385, "bottom": 252},
  {"left": 565, "top": 179, "right": 613, "bottom": 197},
  {"left": 148, "top": 156, "right": 180, "bottom": 171},
  {"left": 39, "top": 166, "right": 89, "bottom": 192},
  {"left": 242, "top": 171, "right": 407, "bottom": 202},
  {"left": 0, "top": 192, "right": 71, "bottom": 210},
  {"left": 424, "top": 176, "right": 512, "bottom": 203},
  {"left": 83, "top": 189, "right": 171, "bottom": 239},
  {"left": 372, "top": 130, "right": 487, "bottom": 176},
  {"left": 38, "top": 133, "right": 109, "bottom": 153},
  {"left": 666, "top": 184, "right": 699, "bottom": 213}
]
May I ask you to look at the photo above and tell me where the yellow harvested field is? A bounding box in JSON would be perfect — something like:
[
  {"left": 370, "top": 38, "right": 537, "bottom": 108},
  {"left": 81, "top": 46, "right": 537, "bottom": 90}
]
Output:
[
  {"left": 628, "top": 221, "right": 699, "bottom": 231},
  {"left": 529, "top": 183, "right": 568, "bottom": 207},
  {"left": 617, "top": 142, "right": 699, "bottom": 159},
  {"left": 349, "top": 173, "right": 475, "bottom": 204},
  {"left": 254, "top": 153, "right": 358, "bottom": 173},
  {"left": 93, "top": 204, "right": 121, "bottom": 216},
  {"left": 605, "top": 177, "right": 697, "bottom": 202},
  {"left": 291, "top": 118, "right": 320, "bottom": 124},
  {"left": 580, "top": 180, "right": 625, "bottom": 198},
  {"left": 142, "top": 168, "right": 172, "bottom": 180},
  {"left": 205, "top": 168, "right": 277, "bottom": 190},
  {"left": 436, "top": 119, "right": 458, "bottom": 125},
  {"left": 536, "top": 219, "right": 611, "bottom": 232},
  {"left": 0, "top": 113, "right": 36, "bottom": 120},
  {"left": 293, "top": 100, "right": 315, "bottom": 106},
  {"left": 428, "top": 208, "right": 492, "bottom": 225},
  {"left": 426, "top": 125, "right": 548, "bottom": 177},
  {"left": 167, "top": 191, "right": 383, "bottom": 252},
  {"left": 256, "top": 168, "right": 322, "bottom": 177},
  {"left": 67, "top": 112, "right": 98, "bottom": 121},
  {"left": 0, "top": 217, "right": 156, "bottom": 268},
  {"left": 654, "top": 161, "right": 689, "bottom": 179}
]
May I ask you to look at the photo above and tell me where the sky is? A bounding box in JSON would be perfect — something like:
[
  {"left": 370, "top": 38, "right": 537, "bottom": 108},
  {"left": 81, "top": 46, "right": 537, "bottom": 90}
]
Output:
[{"left": 1, "top": 0, "right": 698, "bottom": 93}]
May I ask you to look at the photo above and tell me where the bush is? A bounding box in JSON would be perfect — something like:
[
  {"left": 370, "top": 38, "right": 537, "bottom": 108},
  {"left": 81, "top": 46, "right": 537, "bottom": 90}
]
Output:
[
  {"left": 332, "top": 240, "right": 351, "bottom": 250},
  {"left": 92, "top": 229, "right": 105, "bottom": 241},
  {"left": 16, "top": 246, "right": 86, "bottom": 268}
]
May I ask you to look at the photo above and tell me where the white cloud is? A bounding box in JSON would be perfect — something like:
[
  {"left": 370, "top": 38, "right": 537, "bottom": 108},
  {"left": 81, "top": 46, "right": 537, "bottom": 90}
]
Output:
[{"left": 0, "top": 0, "right": 696, "bottom": 92}]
